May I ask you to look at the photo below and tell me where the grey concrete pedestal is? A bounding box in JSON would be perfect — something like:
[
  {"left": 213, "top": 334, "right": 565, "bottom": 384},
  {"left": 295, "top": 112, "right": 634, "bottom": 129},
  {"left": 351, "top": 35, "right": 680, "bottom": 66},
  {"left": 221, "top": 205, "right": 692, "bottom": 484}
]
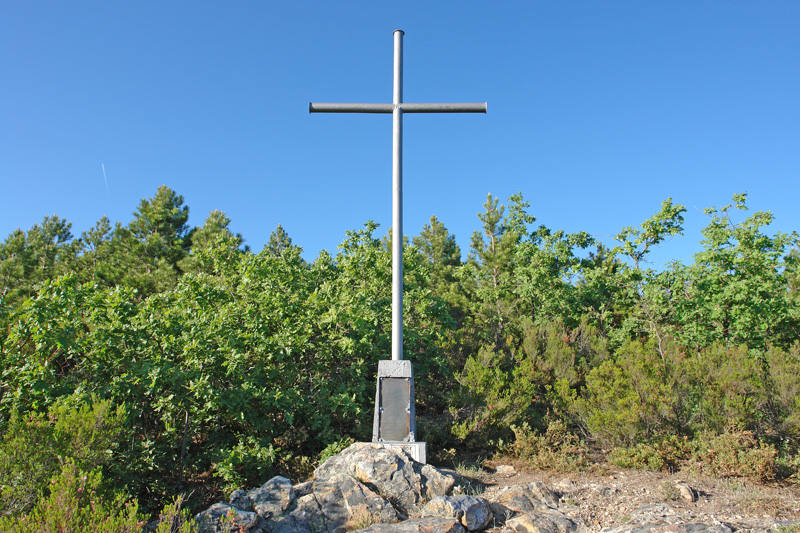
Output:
[{"left": 371, "top": 360, "right": 426, "bottom": 463}]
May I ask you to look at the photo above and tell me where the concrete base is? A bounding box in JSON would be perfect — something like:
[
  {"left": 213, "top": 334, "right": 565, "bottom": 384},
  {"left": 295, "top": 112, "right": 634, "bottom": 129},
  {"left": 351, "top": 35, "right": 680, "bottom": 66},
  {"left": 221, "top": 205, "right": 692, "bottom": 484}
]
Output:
[
  {"left": 371, "top": 360, "right": 425, "bottom": 463},
  {"left": 373, "top": 360, "right": 418, "bottom": 443},
  {"left": 373, "top": 441, "right": 426, "bottom": 464}
]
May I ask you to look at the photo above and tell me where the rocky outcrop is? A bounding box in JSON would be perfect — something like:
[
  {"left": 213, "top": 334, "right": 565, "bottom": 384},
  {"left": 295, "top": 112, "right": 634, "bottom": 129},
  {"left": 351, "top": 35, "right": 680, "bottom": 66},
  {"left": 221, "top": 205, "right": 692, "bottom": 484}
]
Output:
[
  {"left": 314, "top": 443, "right": 463, "bottom": 514},
  {"left": 422, "top": 495, "right": 492, "bottom": 531},
  {"left": 603, "top": 523, "right": 733, "bottom": 533},
  {"left": 194, "top": 443, "right": 786, "bottom": 533},
  {"left": 194, "top": 443, "right": 466, "bottom": 533},
  {"left": 195, "top": 502, "right": 264, "bottom": 533},
  {"left": 489, "top": 481, "right": 560, "bottom": 513},
  {"left": 505, "top": 509, "right": 578, "bottom": 533},
  {"left": 357, "top": 516, "right": 466, "bottom": 532},
  {"left": 229, "top": 476, "right": 295, "bottom": 517}
]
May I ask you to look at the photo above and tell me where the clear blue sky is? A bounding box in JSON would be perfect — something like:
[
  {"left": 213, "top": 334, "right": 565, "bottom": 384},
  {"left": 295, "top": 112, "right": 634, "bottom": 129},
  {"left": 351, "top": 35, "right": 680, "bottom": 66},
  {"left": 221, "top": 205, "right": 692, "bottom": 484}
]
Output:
[{"left": 2, "top": 2, "right": 799, "bottom": 268}]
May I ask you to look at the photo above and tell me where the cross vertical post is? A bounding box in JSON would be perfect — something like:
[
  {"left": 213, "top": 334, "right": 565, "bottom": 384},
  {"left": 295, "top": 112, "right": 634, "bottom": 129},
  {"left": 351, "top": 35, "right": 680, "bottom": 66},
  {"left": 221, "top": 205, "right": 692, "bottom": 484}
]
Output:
[
  {"left": 309, "top": 30, "right": 486, "bottom": 463},
  {"left": 392, "top": 29, "right": 403, "bottom": 362}
]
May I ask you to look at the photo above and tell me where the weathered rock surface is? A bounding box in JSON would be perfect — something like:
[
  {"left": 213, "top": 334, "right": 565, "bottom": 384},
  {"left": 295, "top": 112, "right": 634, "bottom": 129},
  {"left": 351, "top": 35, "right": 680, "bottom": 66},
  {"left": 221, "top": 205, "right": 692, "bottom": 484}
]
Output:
[
  {"left": 487, "top": 480, "right": 561, "bottom": 523},
  {"left": 293, "top": 480, "right": 313, "bottom": 498},
  {"left": 195, "top": 502, "right": 264, "bottom": 533},
  {"left": 251, "top": 476, "right": 295, "bottom": 518},
  {"left": 228, "top": 476, "right": 295, "bottom": 518},
  {"left": 673, "top": 482, "right": 697, "bottom": 504},
  {"left": 315, "top": 443, "right": 464, "bottom": 514},
  {"left": 602, "top": 524, "right": 733, "bottom": 533},
  {"left": 495, "top": 465, "right": 516, "bottom": 476},
  {"left": 265, "top": 474, "right": 398, "bottom": 533},
  {"left": 422, "top": 495, "right": 492, "bottom": 531},
  {"left": 505, "top": 509, "right": 578, "bottom": 533},
  {"left": 356, "top": 516, "right": 466, "bottom": 532}
]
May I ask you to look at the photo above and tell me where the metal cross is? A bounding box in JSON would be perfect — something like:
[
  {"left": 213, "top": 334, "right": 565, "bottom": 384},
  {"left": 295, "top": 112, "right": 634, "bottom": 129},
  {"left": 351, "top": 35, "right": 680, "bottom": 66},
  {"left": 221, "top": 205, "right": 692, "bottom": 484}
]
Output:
[{"left": 310, "top": 30, "right": 486, "bottom": 362}]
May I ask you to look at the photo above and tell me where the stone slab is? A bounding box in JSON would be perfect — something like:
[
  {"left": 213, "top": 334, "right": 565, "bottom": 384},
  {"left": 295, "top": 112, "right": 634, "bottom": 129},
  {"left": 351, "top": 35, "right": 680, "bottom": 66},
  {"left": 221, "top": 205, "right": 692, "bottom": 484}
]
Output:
[
  {"left": 377, "top": 360, "right": 414, "bottom": 378},
  {"left": 373, "top": 360, "right": 419, "bottom": 447},
  {"left": 374, "top": 441, "right": 426, "bottom": 464}
]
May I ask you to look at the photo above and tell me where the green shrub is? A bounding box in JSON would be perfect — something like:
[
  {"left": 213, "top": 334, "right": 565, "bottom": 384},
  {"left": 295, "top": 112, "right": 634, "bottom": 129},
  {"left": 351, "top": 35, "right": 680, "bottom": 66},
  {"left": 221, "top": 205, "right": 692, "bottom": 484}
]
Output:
[
  {"left": 510, "top": 420, "right": 588, "bottom": 472},
  {"left": 0, "top": 394, "right": 127, "bottom": 516},
  {"left": 609, "top": 435, "right": 693, "bottom": 472},
  {"left": 214, "top": 436, "right": 277, "bottom": 491},
  {"left": 609, "top": 430, "right": 781, "bottom": 481},
  {"left": 766, "top": 343, "right": 800, "bottom": 442},
  {"left": 571, "top": 357, "right": 645, "bottom": 446},
  {"left": 691, "top": 429, "right": 778, "bottom": 482},
  {"left": 776, "top": 453, "right": 800, "bottom": 482},
  {"left": 152, "top": 494, "right": 196, "bottom": 533},
  {"left": 455, "top": 320, "right": 607, "bottom": 450},
  {"left": 0, "top": 461, "right": 144, "bottom": 532},
  {"left": 685, "top": 344, "right": 768, "bottom": 434}
]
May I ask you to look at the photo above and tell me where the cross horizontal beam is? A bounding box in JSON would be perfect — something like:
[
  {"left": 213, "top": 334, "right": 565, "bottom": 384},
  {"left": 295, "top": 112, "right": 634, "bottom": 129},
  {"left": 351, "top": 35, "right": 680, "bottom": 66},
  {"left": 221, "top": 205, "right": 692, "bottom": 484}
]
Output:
[{"left": 309, "top": 102, "right": 487, "bottom": 114}]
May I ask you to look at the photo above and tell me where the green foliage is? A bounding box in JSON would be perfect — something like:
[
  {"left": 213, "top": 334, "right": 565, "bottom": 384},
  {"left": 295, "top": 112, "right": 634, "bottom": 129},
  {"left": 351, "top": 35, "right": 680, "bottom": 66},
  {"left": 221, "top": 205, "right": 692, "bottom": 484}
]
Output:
[
  {"left": 572, "top": 338, "right": 692, "bottom": 446},
  {"left": 672, "top": 194, "right": 800, "bottom": 350},
  {"left": 153, "top": 494, "right": 196, "bottom": 533},
  {"left": 129, "top": 185, "right": 191, "bottom": 267},
  {"left": 0, "top": 394, "right": 127, "bottom": 516},
  {"left": 610, "top": 430, "right": 785, "bottom": 482},
  {"left": 609, "top": 436, "right": 693, "bottom": 472},
  {"left": 691, "top": 429, "right": 779, "bottom": 482},
  {"left": 179, "top": 210, "right": 244, "bottom": 275},
  {"left": 0, "top": 461, "right": 144, "bottom": 532},
  {"left": 266, "top": 224, "right": 293, "bottom": 256},
  {"left": 511, "top": 420, "right": 588, "bottom": 472},
  {"left": 2, "top": 188, "right": 800, "bottom": 515},
  {"left": 214, "top": 437, "right": 277, "bottom": 492},
  {"left": 317, "top": 436, "right": 355, "bottom": 466},
  {"left": 0, "top": 215, "right": 79, "bottom": 309}
]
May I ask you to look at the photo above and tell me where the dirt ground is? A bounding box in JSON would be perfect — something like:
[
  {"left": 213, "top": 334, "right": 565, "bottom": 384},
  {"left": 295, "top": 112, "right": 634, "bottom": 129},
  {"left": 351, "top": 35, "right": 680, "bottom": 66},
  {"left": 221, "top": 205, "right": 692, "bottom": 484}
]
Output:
[{"left": 469, "top": 456, "right": 800, "bottom": 531}]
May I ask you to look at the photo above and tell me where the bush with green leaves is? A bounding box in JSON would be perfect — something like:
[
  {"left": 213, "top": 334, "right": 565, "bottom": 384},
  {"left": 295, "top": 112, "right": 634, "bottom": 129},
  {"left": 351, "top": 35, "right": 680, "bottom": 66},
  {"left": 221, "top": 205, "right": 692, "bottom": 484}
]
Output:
[
  {"left": 691, "top": 429, "right": 779, "bottom": 482},
  {"left": 0, "top": 394, "right": 127, "bottom": 516},
  {"left": 510, "top": 420, "right": 588, "bottom": 472},
  {"left": 3, "top": 186, "right": 800, "bottom": 516},
  {"left": 609, "top": 435, "right": 693, "bottom": 472},
  {"left": 0, "top": 462, "right": 198, "bottom": 533},
  {"left": 0, "top": 461, "right": 144, "bottom": 532}
]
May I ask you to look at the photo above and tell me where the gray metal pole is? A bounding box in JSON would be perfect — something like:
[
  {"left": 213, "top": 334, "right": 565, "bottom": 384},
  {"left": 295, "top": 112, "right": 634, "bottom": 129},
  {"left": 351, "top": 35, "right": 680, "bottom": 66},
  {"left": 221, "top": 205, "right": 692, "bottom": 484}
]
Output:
[{"left": 392, "top": 29, "right": 403, "bottom": 362}]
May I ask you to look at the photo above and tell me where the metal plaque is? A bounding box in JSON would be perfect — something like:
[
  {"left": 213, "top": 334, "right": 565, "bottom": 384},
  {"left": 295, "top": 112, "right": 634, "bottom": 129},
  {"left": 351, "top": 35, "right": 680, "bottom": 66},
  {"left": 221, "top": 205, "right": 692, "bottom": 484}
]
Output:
[{"left": 379, "top": 378, "right": 410, "bottom": 441}]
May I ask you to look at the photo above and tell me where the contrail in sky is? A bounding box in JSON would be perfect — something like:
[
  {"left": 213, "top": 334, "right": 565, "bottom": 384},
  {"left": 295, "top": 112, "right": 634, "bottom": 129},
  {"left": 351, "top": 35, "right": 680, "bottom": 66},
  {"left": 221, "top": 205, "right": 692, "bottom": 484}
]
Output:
[{"left": 100, "top": 162, "right": 109, "bottom": 191}]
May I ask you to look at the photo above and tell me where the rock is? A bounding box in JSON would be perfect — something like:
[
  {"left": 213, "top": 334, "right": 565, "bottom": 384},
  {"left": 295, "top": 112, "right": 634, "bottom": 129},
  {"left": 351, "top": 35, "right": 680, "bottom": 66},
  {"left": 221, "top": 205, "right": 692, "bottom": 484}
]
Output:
[
  {"left": 315, "top": 443, "right": 464, "bottom": 513},
  {"left": 267, "top": 494, "right": 322, "bottom": 533},
  {"left": 230, "top": 489, "right": 252, "bottom": 511},
  {"left": 293, "top": 480, "right": 313, "bottom": 497},
  {"left": 674, "top": 482, "right": 697, "bottom": 503},
  {"left": 314, "top": 474, "right": 399, "bottom": 530},
  {"left": 421, "top": 464, "right": 462, "bottom": 498},
  {"left": 490, "top": 482, "right": 560, "bottom": 513},
  {"left": 603, "top": 524, "right": 733, "bottom": 533},
  {"left": 626, "top": 503, "right": 679, "bottom": 524},
  {"left": 266, "top": 474, "right": 398, "bottom": 533},
  {"left": 495, "top": 465, "right": 516, "bottom": 476},
  {"left": 553, "top": 479, "right": 575, "bottom": 494},
  {"left": 506, "top": 509, "right": 577, "bottom": 533},
  {"left": 195, "top": 502, "right": 264, "bottom": 533},
  {"left": 248, "top": 476, "right": 295, "bottom": 519},
  {"left": 226, "top": 476, "right": 295, "bottom": 519},
  {"left": 683, "top": 525, "right": 733, "bottom": 533},
  {"left": 422, "top": 495, "right": 492, "bottom": 531},
  {"left": 356, "top": 516, "right": 466, "bottom": 532}
]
